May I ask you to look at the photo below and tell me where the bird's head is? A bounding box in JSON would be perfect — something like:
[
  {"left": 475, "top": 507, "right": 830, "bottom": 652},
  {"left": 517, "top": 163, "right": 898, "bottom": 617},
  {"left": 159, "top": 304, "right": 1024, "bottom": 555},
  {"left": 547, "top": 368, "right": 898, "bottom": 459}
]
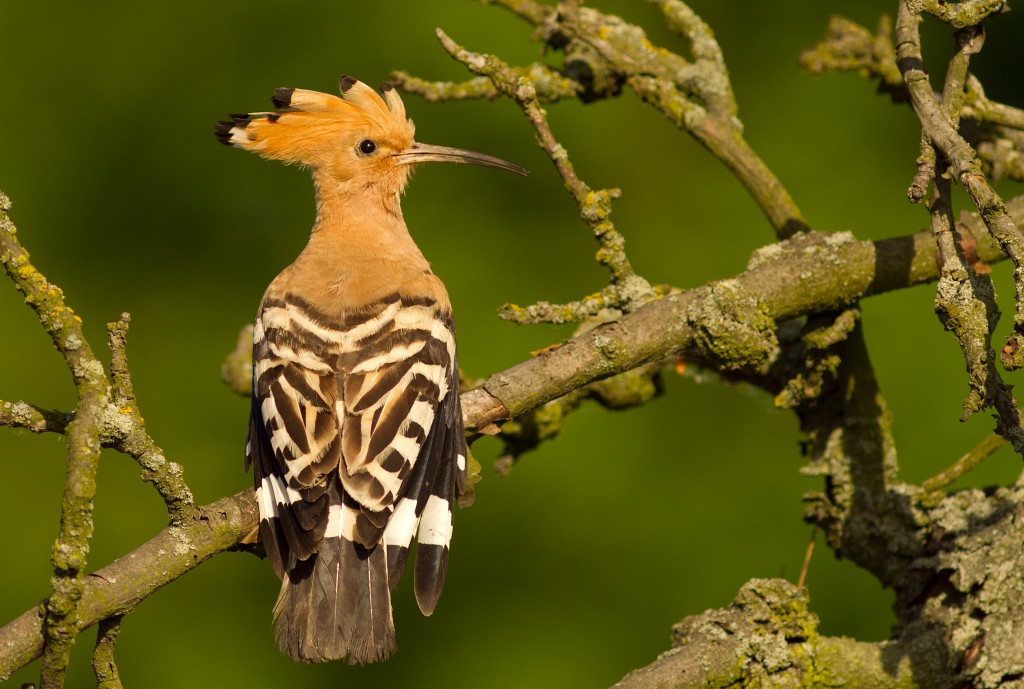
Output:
[{"left": 217, "top": 76, "right": 525, "bottom": 199}]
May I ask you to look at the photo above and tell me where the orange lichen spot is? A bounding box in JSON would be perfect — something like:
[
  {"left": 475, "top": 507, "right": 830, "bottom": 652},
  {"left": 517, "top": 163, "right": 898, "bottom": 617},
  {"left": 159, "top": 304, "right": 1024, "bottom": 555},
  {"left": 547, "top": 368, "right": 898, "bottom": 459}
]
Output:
[
  {"left": 531, "top": 343, "right": 563, "bottom": 356},
  {"left": 674, "top": 355, "right": 687, "bottom": 375}
]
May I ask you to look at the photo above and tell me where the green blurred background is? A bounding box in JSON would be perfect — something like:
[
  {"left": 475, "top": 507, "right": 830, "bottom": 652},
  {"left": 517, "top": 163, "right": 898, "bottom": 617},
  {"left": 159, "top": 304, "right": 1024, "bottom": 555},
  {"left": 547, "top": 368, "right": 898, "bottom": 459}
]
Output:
[{"left": 3, "top": 1, "right": 1024, "bottom": 686}]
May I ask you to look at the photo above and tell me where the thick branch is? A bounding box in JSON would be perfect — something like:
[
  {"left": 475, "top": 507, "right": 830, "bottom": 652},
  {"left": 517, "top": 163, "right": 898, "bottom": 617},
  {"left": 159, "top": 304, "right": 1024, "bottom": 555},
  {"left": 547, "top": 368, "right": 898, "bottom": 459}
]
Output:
[
  {"left": 464, "top": 199, "right": 1020, "bottom": 430},
  {"left": 615, "top": 472, "right": 1024, "bottom": 689},
  {"left": 611, "top": 579, "right": 923, "bottom": 689}
]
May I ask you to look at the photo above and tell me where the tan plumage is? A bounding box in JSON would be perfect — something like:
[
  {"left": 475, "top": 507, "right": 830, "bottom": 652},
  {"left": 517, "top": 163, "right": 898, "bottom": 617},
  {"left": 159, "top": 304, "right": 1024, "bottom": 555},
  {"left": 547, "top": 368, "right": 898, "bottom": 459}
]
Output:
[{"left": 218, "top": 76, "right": 525, "bottom": 664}]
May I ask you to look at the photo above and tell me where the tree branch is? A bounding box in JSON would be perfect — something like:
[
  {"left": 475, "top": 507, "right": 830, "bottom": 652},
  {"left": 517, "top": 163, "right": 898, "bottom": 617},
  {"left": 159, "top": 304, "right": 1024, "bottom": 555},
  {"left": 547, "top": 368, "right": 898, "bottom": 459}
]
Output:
[
  {"left": 415, "top": 0, "right": 809, "bottom": 238},
  {"left": 801, "top": 13, "right": 1024, "bottom": 189},
  {"left": 918, "top": 432, "right": 1006, "bottom": 499},
  {"left": 91, "top": 616, "right": 124, "bottom": 689},
  {"left": 0, "top": 198, "right": 194, "bottom": 526},
  {"left": 615, "top": 471, "right": 1024, "bottom": 688},
  {"left": 907, "top": 0, "right": 1007, "bottom": 29},
  {"left": 463, "top": 198, "right": 1020, "bottom": 431},
  {"left": 104, "top": 314, "right": 194, "bottom": 523},
  {"left": 394, "top": 62, "right": 578, "bottom": 103},
  {"left": 432, "top": 28, "right": 658, "bottom": 322},
  {"left": 611, "top": 579, "right": 922, "bottom": 689},
  {"left": 0, "top": 191, "right": 111, "bottom": 687},
  {"left": 0, "top": 491, "right": 257, "bottom": 679},
  {"left": 895, "top": 1, "right": 1024, "bottom": 455}
]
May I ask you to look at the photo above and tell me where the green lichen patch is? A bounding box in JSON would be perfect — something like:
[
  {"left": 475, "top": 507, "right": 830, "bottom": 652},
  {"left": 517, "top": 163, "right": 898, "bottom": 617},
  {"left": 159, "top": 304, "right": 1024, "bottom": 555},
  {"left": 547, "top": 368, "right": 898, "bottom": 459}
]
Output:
[{"left": 685, "top": 281, "right": 778, "bottom": 372}]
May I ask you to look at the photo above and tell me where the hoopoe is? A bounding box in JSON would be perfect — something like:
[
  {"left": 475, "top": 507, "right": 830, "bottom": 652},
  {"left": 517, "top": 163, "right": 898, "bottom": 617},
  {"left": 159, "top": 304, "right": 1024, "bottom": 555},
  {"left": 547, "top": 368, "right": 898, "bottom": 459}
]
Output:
[{"left": 216, "top": 76, "right": 525, "bottom": 664}]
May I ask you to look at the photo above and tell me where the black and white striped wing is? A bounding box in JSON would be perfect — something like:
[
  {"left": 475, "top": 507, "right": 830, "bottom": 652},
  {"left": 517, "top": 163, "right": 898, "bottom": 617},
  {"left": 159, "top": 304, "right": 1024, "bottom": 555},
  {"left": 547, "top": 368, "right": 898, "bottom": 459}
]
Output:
[
  {"left": 336, "top": 298, "right": 468, "bottom": 614},
  {"left": 247, "top": 294, "right": 468, "bottom": 613},
  {"left": 246, "top": 299, "right": 343, "bottom": 578}
]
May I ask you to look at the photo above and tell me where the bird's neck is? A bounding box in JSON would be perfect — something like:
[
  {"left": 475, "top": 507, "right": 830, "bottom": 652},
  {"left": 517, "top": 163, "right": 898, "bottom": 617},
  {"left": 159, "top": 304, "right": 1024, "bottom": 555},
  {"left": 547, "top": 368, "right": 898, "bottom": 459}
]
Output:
[
  {"left": 308, "top": 175, "right": 424, "bottom": 261},
  {"left": 273, "top": 174, "right": 438, "bottom": 313}
]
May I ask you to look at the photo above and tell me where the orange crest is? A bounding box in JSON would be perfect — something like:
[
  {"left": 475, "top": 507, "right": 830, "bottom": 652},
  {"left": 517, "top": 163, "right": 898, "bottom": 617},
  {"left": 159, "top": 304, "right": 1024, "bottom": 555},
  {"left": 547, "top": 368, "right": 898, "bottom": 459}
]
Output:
[{"left": 216, "top": 76, "right": 416, "bottom": 185}]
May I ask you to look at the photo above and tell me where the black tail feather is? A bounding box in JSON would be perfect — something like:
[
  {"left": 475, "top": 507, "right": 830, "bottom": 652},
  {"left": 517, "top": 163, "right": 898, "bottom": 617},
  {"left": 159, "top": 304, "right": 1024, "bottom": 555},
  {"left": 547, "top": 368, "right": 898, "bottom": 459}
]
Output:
[
  {"left": 272, "top": 537, "right": 396, "bottom": 664},
  {"left": 413, "top": 384, "right": 461, "bottom": 616},
  {"left": 340, "top": 543, "right": 396, "bottom": 664},
  {"left": 386, "top": 544, "right": 409, "bottom": 593}
]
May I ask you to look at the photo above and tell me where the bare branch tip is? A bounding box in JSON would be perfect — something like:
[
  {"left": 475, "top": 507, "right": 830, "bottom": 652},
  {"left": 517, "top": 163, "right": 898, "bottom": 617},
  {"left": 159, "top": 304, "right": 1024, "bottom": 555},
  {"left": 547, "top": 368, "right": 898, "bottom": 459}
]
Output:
[
  {"left": 106, "top": 312, "right": 132, "bottom": 339},
  {"left": 435, "top": 27, "right": 456, "bottom": 51}
]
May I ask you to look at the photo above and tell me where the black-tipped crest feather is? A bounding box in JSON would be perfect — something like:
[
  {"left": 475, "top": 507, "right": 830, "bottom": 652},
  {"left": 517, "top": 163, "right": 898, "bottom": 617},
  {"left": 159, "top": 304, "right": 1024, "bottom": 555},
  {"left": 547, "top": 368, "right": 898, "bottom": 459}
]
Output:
[
  {"left": 339, "top": 75, "right": 357, "bottom": 92},
  {"left": 271, "top": 87, "right": 295, "bottom": 109},
  {"left": 214, "top": 121, "right": 235, "bottom": 144}
]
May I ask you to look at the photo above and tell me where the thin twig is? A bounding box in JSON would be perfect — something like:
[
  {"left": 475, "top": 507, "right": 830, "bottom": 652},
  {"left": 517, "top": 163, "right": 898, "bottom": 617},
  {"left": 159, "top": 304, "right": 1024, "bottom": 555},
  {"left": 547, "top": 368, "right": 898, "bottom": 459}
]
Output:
[
  {"left": 928, "top": 24, "right": 990, "bottom": 372},
  {"left": 797, "top": 526, "right": 817, "bottom": 590},
  {"left": 487, "top": 0, "right": 808, "bottom": 237},
  {"left": 433, "top": 28, "right": 656, "bottom": 322},
  {"left": 0, "top": 400, "right": 72, "bottom": 434},
  {"left": 92, "top": 616, "right": 124, "bottom": 689},
  {"left": 909, "top": 135, "right": 936, "bottom": 204},
  {"left": 485, "top": 0, "right": 551, "bottom": 25},
  {"left": 392, "top": 62, "right": 579, "bottom": 103},
  {"left": 962, "top": 74, "right": 1024, "bottom": 129},
  {"left": 919, "top": 432, "right": 1007, "bottom": 497},
  {"left": 799, "top": 15, "right": 905, "bottom": 98},
  {"left": 802, "top": 14, "right": 1024, "bottom": 136},
  {"left": 895, "top": 2, "right": 1024, "bottom": 453},
  {"left": 106, "top": 315, "right": 194, "bottom": 523},
  {"left": 0, "top": 389, "right": 195, "bottom": 523}
]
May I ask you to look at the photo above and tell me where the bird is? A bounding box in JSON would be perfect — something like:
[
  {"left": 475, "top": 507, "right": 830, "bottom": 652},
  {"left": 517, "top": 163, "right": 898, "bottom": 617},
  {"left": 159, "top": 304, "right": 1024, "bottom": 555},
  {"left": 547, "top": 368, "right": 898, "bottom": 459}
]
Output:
[{"left": 216, "top": 75, "right": 526, "bottom": 664}]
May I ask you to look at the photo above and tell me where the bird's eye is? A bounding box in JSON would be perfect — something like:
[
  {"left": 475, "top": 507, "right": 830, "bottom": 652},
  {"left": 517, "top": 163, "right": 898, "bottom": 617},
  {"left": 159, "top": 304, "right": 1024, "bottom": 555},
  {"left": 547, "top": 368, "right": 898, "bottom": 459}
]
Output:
[{"left": 358, "top": 139, "right": 377, "bottom": 155}]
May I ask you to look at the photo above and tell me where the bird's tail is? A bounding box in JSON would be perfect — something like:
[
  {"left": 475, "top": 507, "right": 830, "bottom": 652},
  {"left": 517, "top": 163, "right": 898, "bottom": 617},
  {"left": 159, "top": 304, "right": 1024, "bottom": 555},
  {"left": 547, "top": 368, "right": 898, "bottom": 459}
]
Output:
[{"left": 272, "top": 536, "right": 396, "bottom": 665}]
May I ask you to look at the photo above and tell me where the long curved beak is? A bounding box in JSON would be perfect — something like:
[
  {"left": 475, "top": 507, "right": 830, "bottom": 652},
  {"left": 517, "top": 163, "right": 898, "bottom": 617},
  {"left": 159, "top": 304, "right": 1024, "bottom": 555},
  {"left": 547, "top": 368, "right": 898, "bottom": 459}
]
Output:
[{"left": 392, "top": 142, "right": 528, "bottom": 176}]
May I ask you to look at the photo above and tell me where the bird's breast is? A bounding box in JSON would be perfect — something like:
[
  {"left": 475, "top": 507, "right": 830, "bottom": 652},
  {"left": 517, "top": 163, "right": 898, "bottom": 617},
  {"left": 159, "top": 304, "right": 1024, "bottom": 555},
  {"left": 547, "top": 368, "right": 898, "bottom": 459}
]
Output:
[{"left": 266, "top": 254, "right": 451, "bottom": 329}]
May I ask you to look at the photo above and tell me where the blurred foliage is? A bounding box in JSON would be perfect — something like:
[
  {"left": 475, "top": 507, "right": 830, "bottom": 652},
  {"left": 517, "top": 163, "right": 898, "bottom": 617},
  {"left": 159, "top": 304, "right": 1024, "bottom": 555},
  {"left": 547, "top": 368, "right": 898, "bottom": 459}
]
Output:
[{"left": 2, "top": 1, "right": 1024, "bottom": 687}]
